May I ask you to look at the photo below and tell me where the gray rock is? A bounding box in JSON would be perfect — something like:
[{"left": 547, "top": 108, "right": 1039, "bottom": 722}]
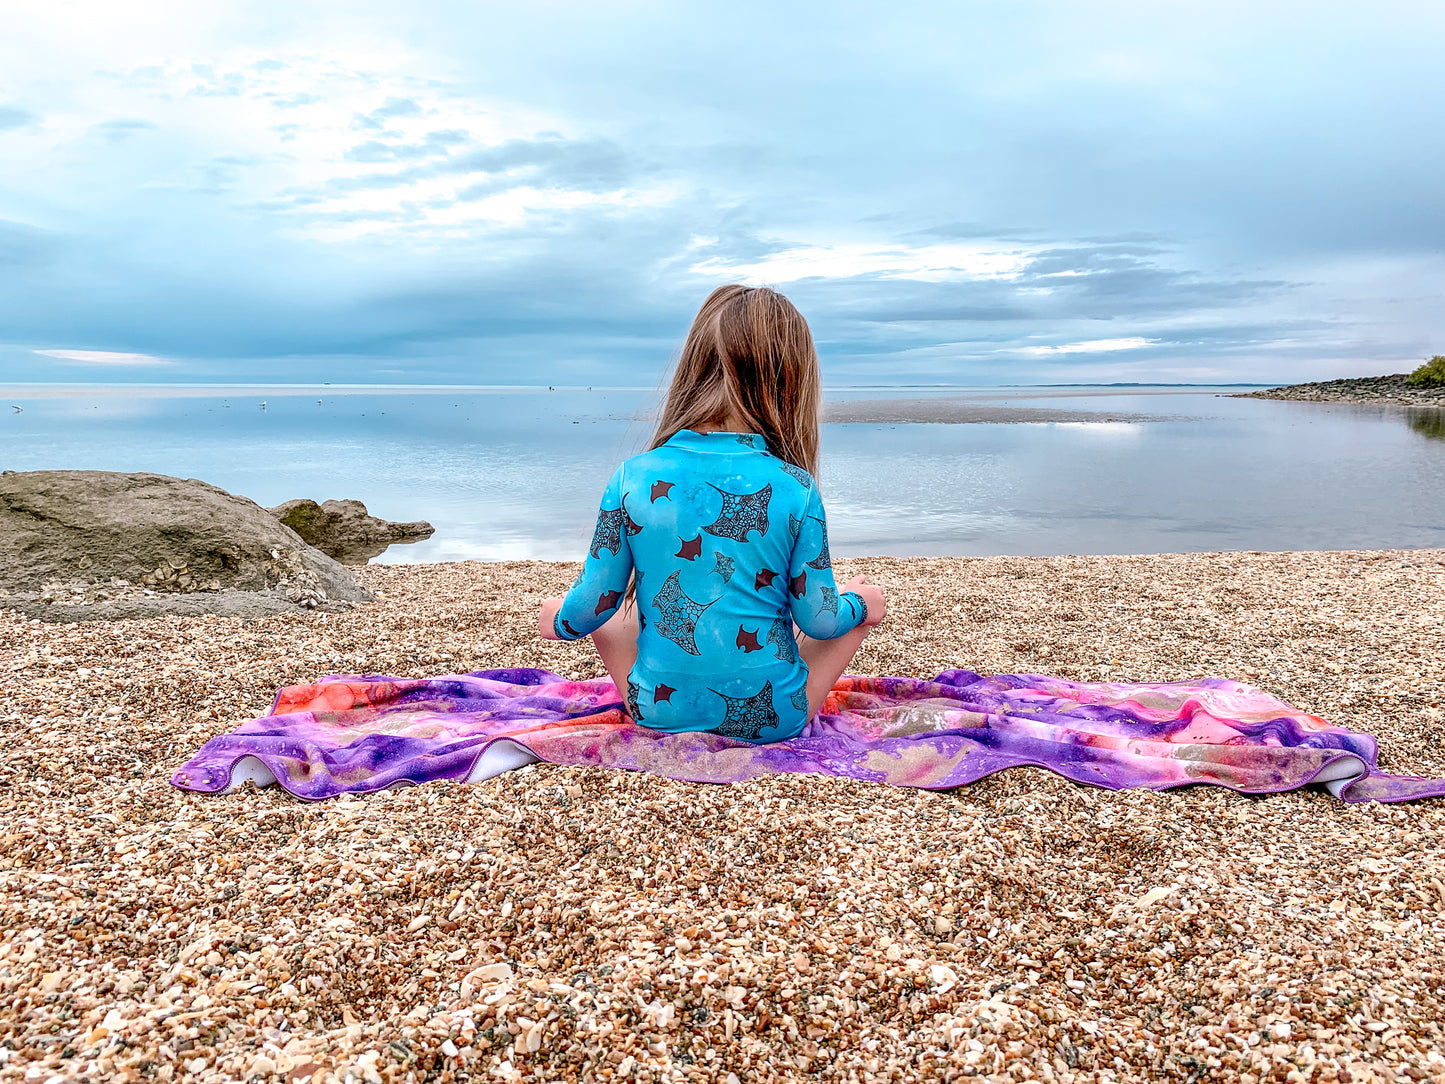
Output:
[
  {"left": 0, "top": 470, "right": 374, "bottom": 622},
  {"left": 267, "top": 498, "right": 433, "bottom": 565},
  {"left": 1235, "top": 373, "right": 1445, "bottom": 406}
]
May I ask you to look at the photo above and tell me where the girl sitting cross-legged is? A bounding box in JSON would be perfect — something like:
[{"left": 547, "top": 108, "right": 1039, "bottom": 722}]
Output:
[{"left": 538, "top": 284, "right": 887, "bottom": 742}]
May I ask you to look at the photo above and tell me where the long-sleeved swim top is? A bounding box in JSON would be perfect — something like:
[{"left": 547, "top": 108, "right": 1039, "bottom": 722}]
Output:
[{"left": 553, "top": 428, "right": 867, "bottom": 742}]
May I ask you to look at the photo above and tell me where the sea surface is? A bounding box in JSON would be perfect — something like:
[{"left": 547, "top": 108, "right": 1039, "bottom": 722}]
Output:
[{"left": 4, "top": 384, "right": 1445, "bottom": 562}]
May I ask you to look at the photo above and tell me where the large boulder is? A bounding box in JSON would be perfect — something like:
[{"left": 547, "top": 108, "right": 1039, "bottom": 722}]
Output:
[
  {"left": 0, "top": 470, "right": 375, "bottom": 622},
  {"left": 268, "top": 498, "right": 433, "bottom": 565}
]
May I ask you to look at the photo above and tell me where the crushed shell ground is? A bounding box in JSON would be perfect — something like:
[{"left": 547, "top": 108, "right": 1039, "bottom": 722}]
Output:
[{"left": 2, "top": 550, "right": 1445, "bottom": 1084}]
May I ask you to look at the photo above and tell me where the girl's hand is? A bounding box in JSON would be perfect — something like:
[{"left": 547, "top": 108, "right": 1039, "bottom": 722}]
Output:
[
  {"left": 538, "top": 597, "right": 564, "bottom": 640},
  {"left": 845, "top": 575, "right": 887, "bottom": 628}
]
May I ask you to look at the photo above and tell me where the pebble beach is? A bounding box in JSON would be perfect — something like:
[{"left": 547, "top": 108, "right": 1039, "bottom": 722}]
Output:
[{"left": 3, "top": 550, "right": 1445, "bottom": 1084}]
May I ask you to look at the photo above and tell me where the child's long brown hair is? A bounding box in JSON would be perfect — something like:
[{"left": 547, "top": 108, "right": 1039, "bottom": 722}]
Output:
[
  {"left": 623, "top": 285, "right": 821, "bottom": 610},
  {"left": 649, "top": 284, "right": 821, "bottom": 475}
]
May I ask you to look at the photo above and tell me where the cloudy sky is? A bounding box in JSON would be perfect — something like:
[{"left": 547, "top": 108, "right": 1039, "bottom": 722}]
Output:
[{"left": 2, "top": 0, "right": 1442, "bottom": 386}]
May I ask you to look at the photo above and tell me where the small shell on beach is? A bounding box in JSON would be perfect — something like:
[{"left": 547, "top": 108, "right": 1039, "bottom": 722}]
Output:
[{"left": 466, "top": 962, "right": 513, "bottom": 984}]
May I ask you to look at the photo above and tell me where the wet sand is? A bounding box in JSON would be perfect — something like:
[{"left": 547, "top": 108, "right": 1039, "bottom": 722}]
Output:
[{"left": 3, "top": 550, "right": 1444, "bottom": 1083}]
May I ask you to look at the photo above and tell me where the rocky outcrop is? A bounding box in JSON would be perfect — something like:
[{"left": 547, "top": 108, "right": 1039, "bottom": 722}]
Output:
[
  {"left": 0, "top": 470, "right": 375, "bottom": 622},
  {"left": 1236, "top": 374, "right": 1445, "bottom": 406},
  {"left": 267, "top": 498, "right": 433, "bottom": 565}
]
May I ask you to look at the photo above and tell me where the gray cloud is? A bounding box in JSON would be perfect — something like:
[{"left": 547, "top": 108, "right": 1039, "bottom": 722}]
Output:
[
  {"left": 91, "top": 118, "right": 158, "bottom": 141},
  {"left": 346, "top": 140, "right": 431, "bottom": 163},
  {"left": 0, "top": 193, "right": 1369, "bottom": 387},
  {"left": 781, "top": 246, "right": 1288, "bottom": 332},
  {"left": 266, "top": 92, "right": 319, "bottom": 109},
  {"left": 2, "top": 0, "right": 1442, "bottom": 385},
  {"left": 0, "top": 105, "right": 36, "bottom": 130},
  {"left": 284, "top": 133, "right": 650, "bottom": 215},
  {"left": 344, "top": 129, "right": 470, "bottom": 163},
  {"left": 904, "top": 221, "right": 1040, "bottom": 242},
  {"left": 352, "top": 97, "right": 425, "bottom": 131},
  {"left": 448, "top": 137, "right": 641, "bottom": 192},
  {"left": 0, "top": 219, "right": 58, "bottom": 267},
  {"left": 187, "top": 63, "right": 246, "bottom": 98}
]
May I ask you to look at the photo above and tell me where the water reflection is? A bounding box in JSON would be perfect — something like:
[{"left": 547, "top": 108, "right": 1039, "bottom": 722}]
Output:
[
  {"left": 1406, "top": 409, "right": 1445, "bottom": 441},
  {"left": 2, "top": 384, "right": 1444, "bottom": 559}
]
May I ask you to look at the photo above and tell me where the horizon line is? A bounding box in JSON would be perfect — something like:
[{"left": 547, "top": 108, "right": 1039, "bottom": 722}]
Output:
[{"left": 0, "top": 379, "right": 1277, "bottom": 394}]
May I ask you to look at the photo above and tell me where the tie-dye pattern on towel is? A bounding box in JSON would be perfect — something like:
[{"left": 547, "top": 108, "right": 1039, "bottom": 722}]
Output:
[{"left": 170, "top": 668, "right": 1445, "bottom": 803}]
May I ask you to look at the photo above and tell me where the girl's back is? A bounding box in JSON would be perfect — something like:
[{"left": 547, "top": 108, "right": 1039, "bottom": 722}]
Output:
[
  {"left": 539, "top": 283, "right": 885, "bottom": 742},
  {"left": 552, "top": 427, "right": 866, "bottom": 741}
]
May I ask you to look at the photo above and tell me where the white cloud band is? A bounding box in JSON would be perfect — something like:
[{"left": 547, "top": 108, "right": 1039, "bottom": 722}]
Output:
[
  {"left": 34, "top": 348, "right": 169, "bottom": 365},
  {"left": 1018, "top": 338, "right": 1157, "bottom": 356}
]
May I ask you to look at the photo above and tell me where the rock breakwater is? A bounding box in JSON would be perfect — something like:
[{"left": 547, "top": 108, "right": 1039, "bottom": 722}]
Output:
[{"left": 1237, "top": 373, "right": 1445, "bottom": 406}]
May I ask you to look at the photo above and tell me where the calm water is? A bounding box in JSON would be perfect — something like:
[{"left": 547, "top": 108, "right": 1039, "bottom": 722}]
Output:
[{"left": 4, "top": 384, "right": 1444, "bottom": 561}]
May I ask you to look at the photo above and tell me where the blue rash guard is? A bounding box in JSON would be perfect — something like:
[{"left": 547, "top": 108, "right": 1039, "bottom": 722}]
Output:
[{"left": 553, "top": 428, "right": 867, "bottom": 742}]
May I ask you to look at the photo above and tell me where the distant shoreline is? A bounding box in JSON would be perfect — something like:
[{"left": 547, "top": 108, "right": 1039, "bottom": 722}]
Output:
[
  {"left": 1, "top": 381, "right": 1265, "bottom": 400},
  {"left": 820, "top": 398, "right": 1168, "bottom": 424},
  {"left": 1236, "top": 373, "right": 1445, "bottom": 407}
]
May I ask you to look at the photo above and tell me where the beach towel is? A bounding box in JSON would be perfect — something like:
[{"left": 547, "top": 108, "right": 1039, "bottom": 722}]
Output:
[{"left": 170, "top": 668, "right": 1445, "bottom": 803}]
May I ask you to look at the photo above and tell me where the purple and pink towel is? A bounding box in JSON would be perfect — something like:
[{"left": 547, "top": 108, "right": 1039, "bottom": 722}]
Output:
[{"left": 171, "top": 669, "right": 1445, "bottom": 803}]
